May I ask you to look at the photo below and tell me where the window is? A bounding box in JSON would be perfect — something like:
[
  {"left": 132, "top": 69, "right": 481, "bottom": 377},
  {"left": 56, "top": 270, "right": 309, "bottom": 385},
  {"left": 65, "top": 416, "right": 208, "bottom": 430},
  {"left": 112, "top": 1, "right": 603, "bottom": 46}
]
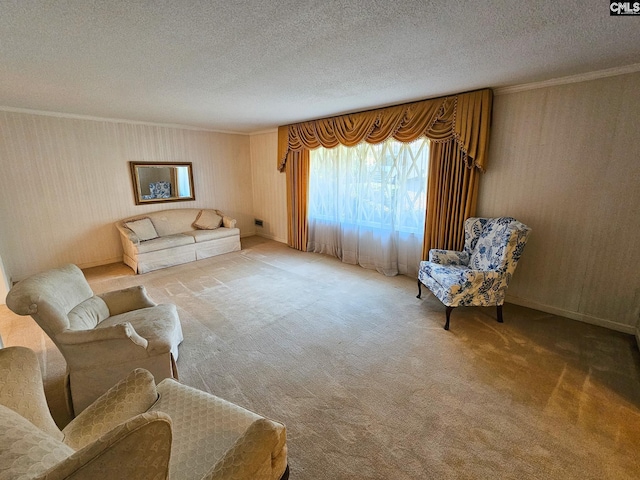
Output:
[{"left": 307, "top": 137, "right": 429, "bottom": 276}]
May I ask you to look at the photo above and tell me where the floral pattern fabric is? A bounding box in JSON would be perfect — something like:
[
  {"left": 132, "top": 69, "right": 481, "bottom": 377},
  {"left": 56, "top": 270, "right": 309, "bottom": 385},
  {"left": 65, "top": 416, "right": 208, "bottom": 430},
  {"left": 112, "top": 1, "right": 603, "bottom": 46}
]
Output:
[
  {"left": 418, "top": 217, "right": 531, "bottom": 307},
  {"left": 149, "top": 181, "right": 171, "bottom": 198}
]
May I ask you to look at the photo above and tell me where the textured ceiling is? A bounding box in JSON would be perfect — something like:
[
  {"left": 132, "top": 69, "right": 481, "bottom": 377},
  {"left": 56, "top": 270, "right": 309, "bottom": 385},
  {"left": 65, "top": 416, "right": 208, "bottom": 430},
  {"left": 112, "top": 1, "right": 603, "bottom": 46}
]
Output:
[{"left": 1, "top": 1, "right": 639, "bottom": 133}]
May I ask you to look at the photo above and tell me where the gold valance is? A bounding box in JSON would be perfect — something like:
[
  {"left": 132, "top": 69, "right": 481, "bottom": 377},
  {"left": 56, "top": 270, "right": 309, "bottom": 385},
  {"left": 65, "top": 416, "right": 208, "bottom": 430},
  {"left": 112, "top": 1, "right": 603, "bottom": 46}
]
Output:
[{"left": 278, "top": 88, "right": 493, "bottom": 172}]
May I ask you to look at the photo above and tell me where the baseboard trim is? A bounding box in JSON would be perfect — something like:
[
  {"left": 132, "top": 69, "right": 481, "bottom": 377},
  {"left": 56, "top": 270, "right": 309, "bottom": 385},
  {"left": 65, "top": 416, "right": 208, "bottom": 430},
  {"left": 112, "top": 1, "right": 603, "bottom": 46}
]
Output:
[
  {"left": 505, "top": 295, "right": 636, "bottom": 335},
  {"left": 254, "top": 232, "right": 287, "bottom": 244},
  {"left": 76, "top": 256, "right": 122, "bottom": 271}
]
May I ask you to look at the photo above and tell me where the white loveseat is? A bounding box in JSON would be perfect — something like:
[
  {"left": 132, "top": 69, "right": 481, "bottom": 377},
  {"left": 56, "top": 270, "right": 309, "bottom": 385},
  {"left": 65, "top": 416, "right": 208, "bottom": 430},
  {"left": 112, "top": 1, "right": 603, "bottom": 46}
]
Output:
[{"left": 116, "top": 208, "right": 241, "bottom": 274}]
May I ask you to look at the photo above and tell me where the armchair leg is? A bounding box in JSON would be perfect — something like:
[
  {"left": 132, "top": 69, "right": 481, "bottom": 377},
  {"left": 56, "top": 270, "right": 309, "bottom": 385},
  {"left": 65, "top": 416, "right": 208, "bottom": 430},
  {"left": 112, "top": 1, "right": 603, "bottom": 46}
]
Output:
[
  {"left": 280, "top": 464, "right": 290, "bottom": 480},
  {"left": 416, "top": 280, "right": 422, "bottom": 299},
  {"left": 444, "top": 306, "right": 454, "bottom": 330},
  {"left": 497, "top": 305, "right": 504, "bottom": 323}
]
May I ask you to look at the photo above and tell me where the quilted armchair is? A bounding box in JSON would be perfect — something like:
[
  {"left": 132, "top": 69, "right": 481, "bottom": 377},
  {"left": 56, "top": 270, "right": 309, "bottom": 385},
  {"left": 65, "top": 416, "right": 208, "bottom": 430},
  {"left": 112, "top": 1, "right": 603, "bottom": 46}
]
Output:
[
  {"left": 417, "top": 217, "right": 531, "bottom": 330},
  {"left": 0, "top": 346, "right": 289, "bottom": 480},
  {"left": 5, "top": 263, "right": 183, "bottom": 415}
]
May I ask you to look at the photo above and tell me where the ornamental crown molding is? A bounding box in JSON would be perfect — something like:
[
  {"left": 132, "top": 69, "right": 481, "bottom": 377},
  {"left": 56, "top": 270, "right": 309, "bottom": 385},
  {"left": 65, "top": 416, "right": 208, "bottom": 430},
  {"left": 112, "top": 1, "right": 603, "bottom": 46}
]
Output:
[{"left": 494, "top": 63, "right": 640, "bottom": 95}]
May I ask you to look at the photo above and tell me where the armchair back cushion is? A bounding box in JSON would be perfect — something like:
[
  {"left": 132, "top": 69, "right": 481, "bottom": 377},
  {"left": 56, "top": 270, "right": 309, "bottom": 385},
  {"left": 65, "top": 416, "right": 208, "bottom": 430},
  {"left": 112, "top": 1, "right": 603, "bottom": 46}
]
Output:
[
  {"left": 468, "top": 217, "right": 522, "bottom": 271},
  {"left": 467, "top": 217, "right": 530, "bottom": 290},
  {"left": 68, "top": 296, "right": 111, "bottom": 330}
]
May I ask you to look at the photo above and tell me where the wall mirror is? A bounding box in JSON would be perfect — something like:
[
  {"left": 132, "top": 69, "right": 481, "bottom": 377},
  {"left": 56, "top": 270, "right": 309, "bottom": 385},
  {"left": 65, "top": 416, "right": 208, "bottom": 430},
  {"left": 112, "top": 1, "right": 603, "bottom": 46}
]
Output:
[{"left": 130, "top": 161, "right": 195, "bottom": 205}]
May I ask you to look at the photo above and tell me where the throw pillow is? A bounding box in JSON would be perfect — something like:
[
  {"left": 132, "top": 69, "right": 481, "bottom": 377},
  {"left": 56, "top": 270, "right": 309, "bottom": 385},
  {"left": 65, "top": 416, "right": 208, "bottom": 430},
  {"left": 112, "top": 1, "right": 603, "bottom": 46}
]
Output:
[
  {"left": 125, "top": 218, "right": 158, "bottom": 241},
  {"left": 193, "top": 210, "right": 222, "bottom": 230}
]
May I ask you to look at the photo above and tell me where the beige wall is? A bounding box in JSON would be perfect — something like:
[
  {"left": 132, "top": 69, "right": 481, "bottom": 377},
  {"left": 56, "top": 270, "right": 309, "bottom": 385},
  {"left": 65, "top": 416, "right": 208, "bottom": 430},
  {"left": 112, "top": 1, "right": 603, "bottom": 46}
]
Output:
[
  {"left": 479, "top": 72, "right": 640, "bottom": 333},
  {"left": 0, "top": 112, "right": 254, "bottom": 283},
  {"left": 249, "top": 131, "right": 288, "bottom": 243},
  {"left": 2, "top": 72, "right": 638, "bottom": 333},
  {"left": 244, "top": 75, "right": 640, "bottom": 333}
]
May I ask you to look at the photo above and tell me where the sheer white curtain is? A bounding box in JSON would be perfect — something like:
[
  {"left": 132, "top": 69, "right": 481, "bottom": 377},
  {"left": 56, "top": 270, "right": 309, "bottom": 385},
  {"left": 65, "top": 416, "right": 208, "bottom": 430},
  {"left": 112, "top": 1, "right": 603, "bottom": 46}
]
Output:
[{"left": 307, "top": 137, "right": 429, "bottom": 277}]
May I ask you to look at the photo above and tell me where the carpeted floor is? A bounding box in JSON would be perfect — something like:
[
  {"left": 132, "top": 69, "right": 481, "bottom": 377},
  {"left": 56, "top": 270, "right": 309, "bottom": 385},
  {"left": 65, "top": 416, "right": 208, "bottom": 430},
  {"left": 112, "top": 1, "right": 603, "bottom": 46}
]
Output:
[{"left": 1, "top": 236, "right": 639, "bottom": 479}]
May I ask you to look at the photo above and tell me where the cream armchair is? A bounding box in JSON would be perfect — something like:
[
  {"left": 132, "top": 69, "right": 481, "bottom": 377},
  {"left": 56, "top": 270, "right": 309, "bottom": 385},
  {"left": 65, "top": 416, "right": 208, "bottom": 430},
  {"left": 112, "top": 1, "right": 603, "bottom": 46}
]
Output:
[
  {"left": 0, "top": 346, "right": 289, "bottom": 480},
  {"left": 5, "top": 263, "right": 183, "bottom": 415},
  {"left": 417, "top": 217, "right": 531, "bottom": 330}
]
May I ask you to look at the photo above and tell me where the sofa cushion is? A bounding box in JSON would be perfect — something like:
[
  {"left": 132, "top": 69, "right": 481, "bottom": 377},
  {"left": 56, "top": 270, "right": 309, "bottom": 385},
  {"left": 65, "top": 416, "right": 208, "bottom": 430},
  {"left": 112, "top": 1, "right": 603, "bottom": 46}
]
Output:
[
  {"left": 0, "top": 404, "right": 74, "bottom": 478},
  {"left": 185, "top": 227, "right": 240, "bottom": 243},
  {"left": 68, "top": 296, "right": 110, "bottom": 330},
  {"left": 125, "top": 218, "right": 158, "bottom": 241},
  {"left": 135, "top": 234, "right": 195, "bottom": 254},
  {"left": 146, "top": 209, "right": 201, "bottom": 236},
  {"left": 193, "top": 210, "right": 223, "bottom": 230}
]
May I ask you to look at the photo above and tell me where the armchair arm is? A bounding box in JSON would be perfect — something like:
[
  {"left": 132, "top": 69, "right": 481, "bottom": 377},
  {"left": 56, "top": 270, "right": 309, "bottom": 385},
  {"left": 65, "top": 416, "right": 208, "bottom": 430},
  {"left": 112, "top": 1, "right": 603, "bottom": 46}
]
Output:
[
  {"left": 222, "top": 215, "right": 237, "bottom": 229},
  {"left": 214, "top": 209, "right": 237, "bottom": 229},
  {"left": 42, "top": 412, "right": 172, "bottom": 480},
  {"left": 55, "top": 324, "right": 151, "bottom": 370},
  {"left": 63, "top": 369, "right": 158, "bottom": 450},
  {"left": 56, "top": 323, "right": 148, "bottom": 349},
  {"left": 98, "top": 285, "right": 156, "bottom": 316},
  {"left": 116, "top": 223, "right": 140, "bottom": 245},
  {"left": 204, "top": 419, "right": 282, "bottom": 480},
  {"left": 429, "top": 249, "right": 469, "bottom": 265}
]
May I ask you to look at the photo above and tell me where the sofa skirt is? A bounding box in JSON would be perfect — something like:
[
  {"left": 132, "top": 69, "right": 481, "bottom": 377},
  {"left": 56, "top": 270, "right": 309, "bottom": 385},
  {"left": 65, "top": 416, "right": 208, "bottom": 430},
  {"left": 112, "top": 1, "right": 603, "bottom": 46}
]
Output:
[
  {"left": 196, "top": 235, "right": 241, "bottom": 260},
  {"left": 126, "top": 233, "right": 241, "bottom": 274},
  {"left": 135, "top": 244, "right": 197, "bottom": 274}
]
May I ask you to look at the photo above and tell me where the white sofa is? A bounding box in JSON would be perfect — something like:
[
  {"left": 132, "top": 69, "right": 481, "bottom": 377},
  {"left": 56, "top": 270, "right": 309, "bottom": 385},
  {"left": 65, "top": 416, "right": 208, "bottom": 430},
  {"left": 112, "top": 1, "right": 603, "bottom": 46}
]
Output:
[{"left": 116, "top": 208, "right": 241, "bottom": 274}]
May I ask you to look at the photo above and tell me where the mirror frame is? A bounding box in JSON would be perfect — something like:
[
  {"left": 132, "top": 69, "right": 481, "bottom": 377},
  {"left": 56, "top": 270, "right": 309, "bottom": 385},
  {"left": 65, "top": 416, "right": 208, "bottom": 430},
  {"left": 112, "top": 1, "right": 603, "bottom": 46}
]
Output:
[{"left": 130, "top": 161, "right": 196, "bottom": 205}]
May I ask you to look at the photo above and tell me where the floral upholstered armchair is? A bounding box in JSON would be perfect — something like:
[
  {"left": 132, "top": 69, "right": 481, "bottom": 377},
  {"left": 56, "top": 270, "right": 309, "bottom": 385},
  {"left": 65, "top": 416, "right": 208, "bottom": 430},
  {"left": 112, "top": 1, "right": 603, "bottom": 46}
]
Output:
[
  {"left": 149, "top": 181, "right": 172, "bottom": 198},
  {"left": 417, "top": 217, "right": 531, "bottom": 330}
]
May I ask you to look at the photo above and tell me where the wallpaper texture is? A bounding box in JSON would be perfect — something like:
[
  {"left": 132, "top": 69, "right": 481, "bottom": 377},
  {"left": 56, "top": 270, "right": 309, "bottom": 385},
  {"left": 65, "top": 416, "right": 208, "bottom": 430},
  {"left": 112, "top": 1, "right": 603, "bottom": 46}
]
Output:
[
  {"left": 249, "top": 132, "right": 287, "bottom": 243},
  {"left": 478, "top": 71, "right": 640, "bottom": 331},
  {"left": 0, "top": 113, "right": 254, "bottom": 282},
  {"left": 1, "top": 72, "right": 639, "bottom": 332}
]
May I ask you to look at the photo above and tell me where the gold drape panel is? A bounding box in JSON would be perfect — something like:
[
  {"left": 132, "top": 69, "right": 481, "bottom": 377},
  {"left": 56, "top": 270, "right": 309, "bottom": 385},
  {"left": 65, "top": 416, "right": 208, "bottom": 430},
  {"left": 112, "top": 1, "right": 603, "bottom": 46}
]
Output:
[
  {"left": 278, "top": 88, "right": 493, "bottom": 254},
  {"left": 423, "top": 140, "right": 480, "bottom": 257},
  {"left": 285, "top": 149, "right": 310, "bottom": 251}
]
